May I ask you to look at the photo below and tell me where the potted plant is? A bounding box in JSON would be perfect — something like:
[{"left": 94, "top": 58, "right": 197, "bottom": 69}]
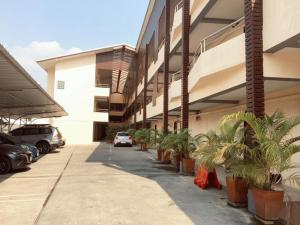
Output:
[
  {"left": 193, "top": 120, "right": 248, "bottom": 207},
  {"left": 151, "top": 131, "right": 167, "bottom": 161},
  {"left": 222, "top": 111, "right": 300, "bottom": 222},
  {"left": 128, "top": 128, "right": 137, "bottom": 145},
  {"left": 164, "top": 129, "right": 197, "bottom": 175},
  {"left": 134, "top": 129, "right": 152, "bottom": 151},
  {"left": 161, "top": 132, "right": 181, "bottom": 169}
]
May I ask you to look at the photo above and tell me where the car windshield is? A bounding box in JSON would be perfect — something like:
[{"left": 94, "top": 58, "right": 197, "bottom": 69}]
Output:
[{"left": 117, "top": 132, "right": 129, "bottom": 137}]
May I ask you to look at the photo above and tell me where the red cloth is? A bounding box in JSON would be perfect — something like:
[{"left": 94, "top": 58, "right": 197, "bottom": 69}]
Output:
[{"left": 194, "top": 166, "right": 222, "bottom": 190}]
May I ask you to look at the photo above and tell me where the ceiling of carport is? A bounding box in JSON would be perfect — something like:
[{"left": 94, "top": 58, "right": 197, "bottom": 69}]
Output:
[{"left": 0, "top": 44, "right": 67, "bottom": 118}]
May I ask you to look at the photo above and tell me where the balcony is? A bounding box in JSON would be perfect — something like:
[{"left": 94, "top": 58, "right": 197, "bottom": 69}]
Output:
[
  {"left": 189, "top": 17, "right": 245, "bottom": 91},
  {"left": 148, "top": 44, "right": 165, "bottom": 83},
  {"left": 94, "top": 85, "right": 110, "bottom": 97},
  {"left": 263, "top": 0, "right": 300, "bottom": 52},
  {"left": 147, "top": 94, "right": 163, "bottom": 119}
]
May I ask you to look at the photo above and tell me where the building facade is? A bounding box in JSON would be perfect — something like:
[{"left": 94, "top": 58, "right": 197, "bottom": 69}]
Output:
[{"left": 39, "top": 0, "right": 300, "bottom": 148}]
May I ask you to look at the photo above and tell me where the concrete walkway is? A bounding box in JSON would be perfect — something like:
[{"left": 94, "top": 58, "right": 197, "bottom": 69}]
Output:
[{"left": 0, "top": 144, "right": 258, "bottom": 225}]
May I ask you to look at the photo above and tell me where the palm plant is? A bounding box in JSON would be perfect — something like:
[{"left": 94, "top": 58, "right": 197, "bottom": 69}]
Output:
[
  {"left": 162, "top": 129, "right": 197, "bottom": 158},
  {"left": 150, "top": 131, "right": 167, "bottom": 150},
  {"left": 192, "top": 120, "right": 244, "bottom": 171},
  {"left": 221, "top": 111, "right": 300, "bottom": 190},
  {"left": 134, "top": 128, "right": 153, "bottom": 150}
]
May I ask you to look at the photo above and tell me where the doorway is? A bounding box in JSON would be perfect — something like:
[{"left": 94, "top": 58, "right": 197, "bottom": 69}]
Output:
[{"left": 93, "top": 122, "right": 107, "bottom": 142}]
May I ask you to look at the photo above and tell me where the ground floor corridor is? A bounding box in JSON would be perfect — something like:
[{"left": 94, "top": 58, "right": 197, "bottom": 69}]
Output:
[{"left": 0, "top": 144, "right": 258, "bottom": 225}]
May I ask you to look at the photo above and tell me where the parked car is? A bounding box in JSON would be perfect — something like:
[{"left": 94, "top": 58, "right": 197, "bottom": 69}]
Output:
[
  {"left": 0, "top": 133, "right": 39, "bottom": 162},
  {"left": 55, "top": 127, "right": 66, "bottom": 147},
  {"left": 114, "top": 132, "right": 132, "bottom": 147},
  {"left": 10, "top": 124, "right": 62, "bottom": 154},
  {"left": 0, "top": 143, "right": 32, "bottom": 174}
]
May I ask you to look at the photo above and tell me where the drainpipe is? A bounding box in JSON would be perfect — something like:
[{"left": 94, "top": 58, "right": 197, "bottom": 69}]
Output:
[
  {"left": 163, "top": 0, "right": 171, "bottom": 134},
  {"left": 181, "top": 0, "right": 190, "bottom": 130}
]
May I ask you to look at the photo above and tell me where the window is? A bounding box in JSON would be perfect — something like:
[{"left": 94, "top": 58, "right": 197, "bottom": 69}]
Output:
[
  {"left": 11, "top": 128, "right": 23, "bottom": 136},
  {"left": 117, "top": 132, "right": 129, "bottom": 137},
  {"left": 23, "top": 128, "right": 39, "bottom": 135},
  {"left": 57, "top": 80, "right": 65, "bottom": 89},
  {"left": 94, "top": 97, "right": 109, "bottom": 112},
  {"left": 39, "top": 128, "right": 52, "bottom": 134},
  {"left": 95, "top": 69, "right": 111, "bottom": 87}
]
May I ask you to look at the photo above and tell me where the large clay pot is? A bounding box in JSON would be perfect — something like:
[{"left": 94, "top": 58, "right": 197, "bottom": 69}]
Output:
[
  {"left": 141, "top": 143, "right": 147, "bottom": 151},
  {"left": 162, "top": 150, "right": 171, "bottom": 163},
  {"left": 182, "top": 158, "right": 195, "bottom": 175},
  {"left": 157, "top": 149, "right": 163, "bottom": 161},
  {"left": 173, "top": 154, "right": 181, "bottom": 172},
  {"left": 251, "top": 186, "right": 284, "bottom": 221},
  {"left": 226, "top": 176, "right": 248, "bottom": 206}
]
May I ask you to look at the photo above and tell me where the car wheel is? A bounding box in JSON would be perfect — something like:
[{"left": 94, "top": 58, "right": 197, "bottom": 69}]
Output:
[
  {"left": 36, "top": 141, "right": 50, "bottom": 154},
  {"left": 0, "top": 157, "right": 12, "bottom": 174}
]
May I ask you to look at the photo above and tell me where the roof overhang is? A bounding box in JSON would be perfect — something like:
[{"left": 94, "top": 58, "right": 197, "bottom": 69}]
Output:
[
  {"left": 37, "top": 44, "right": 135, "bottom": 71},
  {"left": 0, "top": 44, "right": 68, "bottom": 118}
]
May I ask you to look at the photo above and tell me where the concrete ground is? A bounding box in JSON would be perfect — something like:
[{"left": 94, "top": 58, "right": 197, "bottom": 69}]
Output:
[{"left": 0, "top": 143, "right": 259, "bottom": 225}]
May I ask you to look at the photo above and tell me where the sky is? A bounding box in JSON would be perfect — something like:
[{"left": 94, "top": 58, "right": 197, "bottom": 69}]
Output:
[{"left": 0, "top": 0, "right": 149, "bottom": 88}]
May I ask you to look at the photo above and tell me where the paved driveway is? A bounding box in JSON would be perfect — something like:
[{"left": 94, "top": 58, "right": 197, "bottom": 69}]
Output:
[{"left": 0, "top": 143, "right": 257, "bottom": 225}]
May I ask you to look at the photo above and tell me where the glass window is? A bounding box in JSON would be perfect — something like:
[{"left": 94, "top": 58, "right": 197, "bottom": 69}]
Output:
[
  {"left": 117, "top": 132, "right": 129, "bottom": 137},
  {"left": 39, "top": 128, "right": 52, "bottom": 134},
  {"left": 57, "top": 80, "right": 65, "bottom": 89},
  {"left": 11, "top": 128, "right": 23, "bottom": 136},
  {"left": 23, "top": 128, "right": 39, "bottom": 135}
]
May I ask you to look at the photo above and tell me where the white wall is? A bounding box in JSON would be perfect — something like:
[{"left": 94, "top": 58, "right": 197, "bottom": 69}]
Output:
[
  {"left": 50, "top": 54, "right": 108, "bottom": 144},
  {"left": 263, "top": 0, "right": 300, "bottom": 51}
]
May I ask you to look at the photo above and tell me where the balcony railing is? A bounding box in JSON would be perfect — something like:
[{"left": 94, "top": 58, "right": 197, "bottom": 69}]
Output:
[
  {"left": 95, "top": 83, "right": 110, "bottom": 88},
  {"left": 169, "top": 70, "right": 182, "bottom": 85},
  {"left": 190, "top": 17, "right": 245, "bottom": 67},
  {"left": 175, "top": 1, "right": 183, "bottom": 12}
]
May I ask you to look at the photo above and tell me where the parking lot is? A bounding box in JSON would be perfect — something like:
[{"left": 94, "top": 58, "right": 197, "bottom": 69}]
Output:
[{"left": 0, "top": 143, "right": 257, "bottom": 225}]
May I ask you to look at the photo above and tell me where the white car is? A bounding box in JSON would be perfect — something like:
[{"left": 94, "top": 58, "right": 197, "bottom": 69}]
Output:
[{"left": 114, "top": 132, "right": 132, "bottom": 147}]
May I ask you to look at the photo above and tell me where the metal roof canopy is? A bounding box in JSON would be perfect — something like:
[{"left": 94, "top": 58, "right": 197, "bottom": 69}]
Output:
[{"left": 0, "top": 44, "right": 67, "bottom": 119}]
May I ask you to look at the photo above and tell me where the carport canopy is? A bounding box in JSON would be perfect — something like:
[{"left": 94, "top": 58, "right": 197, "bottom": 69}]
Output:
[{"left": 0, "top": 44, "right": 67, "bottom": 118}]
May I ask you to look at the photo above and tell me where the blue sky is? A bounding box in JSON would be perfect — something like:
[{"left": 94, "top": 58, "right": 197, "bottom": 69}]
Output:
[{"left": 0, "top": 0, "right": 149, "bottom": 87}]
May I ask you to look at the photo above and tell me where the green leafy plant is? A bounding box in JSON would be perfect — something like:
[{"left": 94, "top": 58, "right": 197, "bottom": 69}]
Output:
[
  {"left": 192, "top": 120, "right": 244, "bottom": 171},
  {"left": 162, "top": 129, "right": 197, "bottom": 158},
  {"left": 221, "top": 111, "right": 300, "bottom": 190},
  {"left": 134, "top": 129, "right": 153, "bottom": 149},
  {"left": 150, "top": 131, "right": 167, "bottom": 150}
]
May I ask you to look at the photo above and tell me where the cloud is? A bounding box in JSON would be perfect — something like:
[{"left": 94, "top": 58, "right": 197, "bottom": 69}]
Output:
[{"left": 9, "top": 41, "right": 81, "bottom": 89}]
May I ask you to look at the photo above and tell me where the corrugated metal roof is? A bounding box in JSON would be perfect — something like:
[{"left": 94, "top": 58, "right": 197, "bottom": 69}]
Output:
[{"left": 0, "top": 44, "right": 67, "bottom": 118}]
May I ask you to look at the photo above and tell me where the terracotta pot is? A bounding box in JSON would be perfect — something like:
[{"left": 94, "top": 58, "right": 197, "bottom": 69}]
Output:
[
  {"left": 251, "top": 186, "right": 284, "bottom": 221},
  {"left": 182, "top": 158, "right": 195, "bottom": 175},
  {"left": 157, "top": 149, "right": 163, "bottom": 161},
  {"left": 141, "top": 143, "right": 147, "bottom": 151},
  {"left": 226, "top": 176, "right": 248, "bottom": 206},
  {"left": 173, "top": 154, "right": 181, "bottom": 172},
  {"left": 162, "top": 151, "right": 171, "bottom": 163}
]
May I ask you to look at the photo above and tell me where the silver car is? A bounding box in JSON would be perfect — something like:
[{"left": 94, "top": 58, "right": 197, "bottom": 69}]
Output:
[
  {"left": 114, "top": 132, "right": 133, "bottom": 147},
  {"left": 10, "top": 125, "right": 62, "bottom": 154}
]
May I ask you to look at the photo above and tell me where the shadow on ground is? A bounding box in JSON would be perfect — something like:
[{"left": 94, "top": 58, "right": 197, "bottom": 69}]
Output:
[{"left": 85, "top": 143, "right": 259, "bottom": 225}]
